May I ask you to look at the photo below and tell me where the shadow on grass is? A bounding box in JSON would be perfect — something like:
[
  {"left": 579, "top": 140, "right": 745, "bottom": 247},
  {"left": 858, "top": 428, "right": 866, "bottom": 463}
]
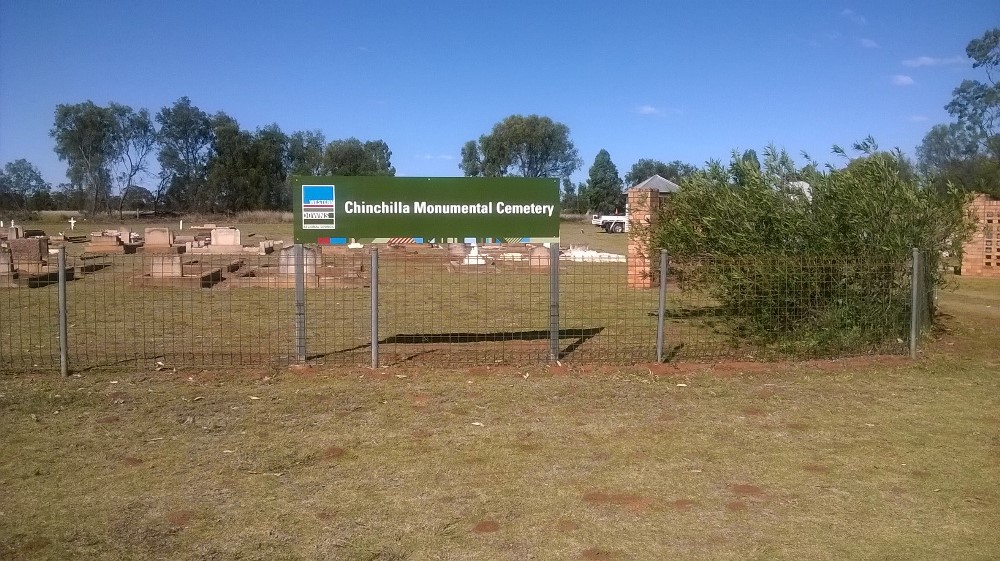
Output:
[{"left": 316, "top": 327, "right": 606, "bottom": 361}]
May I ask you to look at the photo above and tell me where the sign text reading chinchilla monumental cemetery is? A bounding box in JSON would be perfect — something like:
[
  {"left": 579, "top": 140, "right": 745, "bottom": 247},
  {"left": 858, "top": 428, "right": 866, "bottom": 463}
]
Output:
[{"left": 292, "top": 176, "right": 560, "bottom": 245}]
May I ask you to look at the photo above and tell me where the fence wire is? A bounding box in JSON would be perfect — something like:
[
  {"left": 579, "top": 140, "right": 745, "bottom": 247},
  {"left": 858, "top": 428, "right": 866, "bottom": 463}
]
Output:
[{"left": 0, "top": 245, "right": 929, "bottom": 371}]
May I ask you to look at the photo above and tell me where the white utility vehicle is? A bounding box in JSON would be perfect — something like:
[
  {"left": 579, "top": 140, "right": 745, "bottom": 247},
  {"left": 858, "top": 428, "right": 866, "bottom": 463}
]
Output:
[{"left": 591, "top": 213, "right": 628, "bottom": 233}]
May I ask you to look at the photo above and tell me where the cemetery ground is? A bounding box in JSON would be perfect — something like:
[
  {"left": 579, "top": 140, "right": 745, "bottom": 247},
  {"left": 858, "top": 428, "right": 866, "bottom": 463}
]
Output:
[{"left": 1, "top": 218, "right": 998, "bottom": 559}]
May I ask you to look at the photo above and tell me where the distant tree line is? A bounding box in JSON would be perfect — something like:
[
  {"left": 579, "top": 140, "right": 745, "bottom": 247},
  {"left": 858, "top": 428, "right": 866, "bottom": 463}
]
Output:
[{"left": 1, "top": 96, "right": 394, "bottom": 216}]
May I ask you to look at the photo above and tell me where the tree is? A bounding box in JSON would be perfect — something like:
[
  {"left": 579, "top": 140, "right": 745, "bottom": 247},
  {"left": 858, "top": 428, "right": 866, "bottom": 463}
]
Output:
[
  {"left": 156, "top": 97, "right": 213, "bottom": 211},
  {"left": 624, "top": 159, "right": 698, "bottom": 187},
  {"left": 0, "top": 159, "right": 51, "bottom": 210},
  {"left": 50, "top": 101, "right": 114, "bottom": 213},
  {"left": 585, "top": 149, "right": 624, "bottom": 214},
  {"left": 919, "top": 28, "right": 1000, "bottom": 197},
  {"left": 560, "top": 177, "right": 588, "bottom": 214},
  {"left": 107, "top": 103, "right": 157, "bottom": 217},
  {"left": 322, "top": 138, "right": 395, "bottom": 176},
  {"left": 459, "top": 140, "right": 482, "bottom": 177},
  {"left": 288, "top": 130, "right": 326, "bottom": 176},
  {"left": 459, "top": 114, "right": 582, "bottom": 180},
  {"left": 207, "top": 115, "right": 290, "bottom": 211}
]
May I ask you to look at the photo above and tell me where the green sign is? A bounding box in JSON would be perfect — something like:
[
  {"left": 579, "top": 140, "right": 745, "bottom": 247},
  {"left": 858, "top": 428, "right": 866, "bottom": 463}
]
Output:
[{"left": 292, "top": 176, "right": 560, "bottom": 244}]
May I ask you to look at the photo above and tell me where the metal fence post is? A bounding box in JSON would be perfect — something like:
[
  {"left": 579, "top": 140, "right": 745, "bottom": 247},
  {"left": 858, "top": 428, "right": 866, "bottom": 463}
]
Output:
[
  {"left": 656, "top": 250, "right": 668, "bottom": 363},
  {"left": 371, "top": 247, "right": 379, "bottom": 368},
  {"left": 57, "top": 246, "right": 69, "bottom": 377},
  {"left": 549, "top": 243, "right": 560, "bottom": 361},
  {"left": 909, "top": 247, "right": 920, "bottom": 359},
  {"left": 294, "top": 243, "right": 306, "bottom": 363}
]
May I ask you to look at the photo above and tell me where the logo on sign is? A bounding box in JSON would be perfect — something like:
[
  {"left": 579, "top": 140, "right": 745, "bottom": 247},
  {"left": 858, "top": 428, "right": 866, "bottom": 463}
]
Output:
[{"left": 302, "top": 185, "right": 336, "bottom": 230}]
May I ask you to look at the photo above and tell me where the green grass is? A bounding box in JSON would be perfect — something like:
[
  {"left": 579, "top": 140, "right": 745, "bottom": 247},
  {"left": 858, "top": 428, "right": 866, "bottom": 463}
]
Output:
[{"left": 1, "top": 277, "right": 998, "bottom": 559}]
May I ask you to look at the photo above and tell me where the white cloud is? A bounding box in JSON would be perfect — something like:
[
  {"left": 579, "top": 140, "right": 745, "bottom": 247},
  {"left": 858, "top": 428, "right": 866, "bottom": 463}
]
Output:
[
  {"left": 891, "top": 74, "right": 915, "bottom": 86},
  {"left": 859, "top": 38, "right": 879, "bottom": 48},
  {"left": 902, "top": 55, "right": 968, "bottom": 67},
  {"left": 908, "top": 115, "right": 929, "bottom": 122},
  {"left": 840, "top": 8, "right": 867, "bottom": 25},
  {"left": 636, "top": 105, "right": 662, "bottom": 116}
]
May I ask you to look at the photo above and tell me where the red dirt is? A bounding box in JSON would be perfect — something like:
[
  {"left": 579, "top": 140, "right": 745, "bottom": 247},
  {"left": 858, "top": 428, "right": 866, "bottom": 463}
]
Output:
[
  {"left": 121, "top": 457, "right": 144, "bottom": 466},
  {"left": 725, "top": 500, "right": 747, "bottom": 511},
  {"left": 320, "top": 446, "right": 346, "bottom": 460},
  {"left": 671, "top": 498, "right": 696, "bottom": 511},
  {"left": 581, "top": 547, "right": 618, "bottom": 560},
  {"left": 166, "top": 510, "right": 195, "bottom": 528},
  {"left": 410, "top": 393, "right": 431, "bottom": 407},
  {"left": 315, "top": 511, "right": 333, "bottom": 521},
  {"left": 583, "top": 490, "right": 654, "bottom": 513},
  {"left": 804, "top": 463, "right": 830, "bottom": 473},
  {"left": 548, "top": 364, "right": 571, "bottom": 376},
  {"left": 555, "top": 520, "right": 579, "bottom": 532},
  {"left": 741, "top": 407, "right": 767, "bottom": 417},
  {"left": 472, "top": 520, "right": 500, "bottom": 533},
  {"left": 730, "top": 483, "right": 765, "bottom": 497}
]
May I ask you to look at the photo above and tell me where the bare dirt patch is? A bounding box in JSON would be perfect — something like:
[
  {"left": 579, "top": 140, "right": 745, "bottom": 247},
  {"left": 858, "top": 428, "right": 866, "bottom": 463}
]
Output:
[
  {"left": 472, "top": 520, "right": 499, "bottom": 533},
  {"left": 166, "top": 509, "right": 195, "bottom": 528},
  {"left": 95, "top": 415, "right": 120, "bottom": 424},
  {"left": 804, "top": 463, "right": 830, "bottom": 473},
  {"left": 583, "top": 490, "right": 654, "bottom": 513},
  {"left": 410, "top": 393, "right": 431, "bottom": 407},
  {"left": 741, "top": 407, "right": 767, "bottom": 417},
  {"left": 121, "top": 457, "right": 144, "bottom": 467},
  {"left": 730, "top": 483, "right": 765, "bottom": 497},
  {"left": 320, "top": 446, "right": 346, "bottom": 460}
]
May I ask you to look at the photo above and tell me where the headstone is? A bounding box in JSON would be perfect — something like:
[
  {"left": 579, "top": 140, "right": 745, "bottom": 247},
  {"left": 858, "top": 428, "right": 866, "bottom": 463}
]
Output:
[
  {"left": 119, "top": 226, "right": 132, "bottom": 244},
  {"left": 528, "top": 245, "right": 550, "bottom": 269},
  {"left": 8, "top": 226, "right": 23, "bottom": 240},
  {"left": 278, "top": 245, "right": 320, "bottom": 275},
  {"left": 462, "top": 245, "right": 486, "bottom": 265},
  {"left": 68, "top": 217, "right": 77, "bottom": 230},
  {"left": 210, "top": 227, "right": 241, "bottom": 246},
  {"left": 0, "top": 247, "right": 13, "bottom": 274},
  {"left": 8, "top": 237, "right": 48, "bottom": 263},
  {"left": 84, "top": 233, "right": 124, "bottom": 253},
  {"left": 148, "top": 255, "right": 183, "bottom": 278},
  {"left": 144, "top": 227, "right": 174, "bottom": 247}
]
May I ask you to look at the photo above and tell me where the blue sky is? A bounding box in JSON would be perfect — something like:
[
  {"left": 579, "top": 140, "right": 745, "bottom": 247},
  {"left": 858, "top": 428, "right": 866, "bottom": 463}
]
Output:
[{"left": 1, "top": 0, "right": 997, "bottom": 189}]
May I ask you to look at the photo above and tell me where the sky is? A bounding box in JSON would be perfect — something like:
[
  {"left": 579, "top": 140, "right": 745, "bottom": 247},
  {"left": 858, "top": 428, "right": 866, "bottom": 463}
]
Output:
[{"left": 1, "top": 0, "right": 998, "bottom": 189}]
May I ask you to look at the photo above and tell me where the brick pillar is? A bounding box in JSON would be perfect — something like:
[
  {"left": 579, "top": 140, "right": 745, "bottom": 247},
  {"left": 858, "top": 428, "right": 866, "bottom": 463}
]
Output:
[
  {"left": 627, "top": 188, "right": 660, "bottom": 288},
  {"left": 961, "top": 194, "right": 1000, "bottom": 277}
]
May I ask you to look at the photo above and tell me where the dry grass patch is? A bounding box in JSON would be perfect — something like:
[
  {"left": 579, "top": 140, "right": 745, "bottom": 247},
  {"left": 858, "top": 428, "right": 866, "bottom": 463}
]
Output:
[{"left": 2, "top": 344, "right": 999, "bottom": 559}]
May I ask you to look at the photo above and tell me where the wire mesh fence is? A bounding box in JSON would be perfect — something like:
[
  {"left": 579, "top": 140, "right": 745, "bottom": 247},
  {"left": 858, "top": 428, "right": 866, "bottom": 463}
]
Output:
[{"left": 0, "top": 244, "right": 932, "bottom": 372}]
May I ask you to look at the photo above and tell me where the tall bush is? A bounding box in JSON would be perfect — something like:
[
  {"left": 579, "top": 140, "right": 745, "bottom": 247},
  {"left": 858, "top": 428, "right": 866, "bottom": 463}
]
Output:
[{"left": 651, "top": 146, "right": 973, "bottom": 352}]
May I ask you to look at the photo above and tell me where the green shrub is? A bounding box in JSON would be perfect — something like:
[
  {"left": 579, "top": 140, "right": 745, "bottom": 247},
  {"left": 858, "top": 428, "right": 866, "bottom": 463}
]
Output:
[{"left": 652, "top": 146, "right": 974, "bottom": 352}]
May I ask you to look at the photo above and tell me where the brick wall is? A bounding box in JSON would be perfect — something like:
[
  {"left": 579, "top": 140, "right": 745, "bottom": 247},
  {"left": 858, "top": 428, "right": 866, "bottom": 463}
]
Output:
[{"left": 961, "top": 194, "right": 1000, "bottom": 277}]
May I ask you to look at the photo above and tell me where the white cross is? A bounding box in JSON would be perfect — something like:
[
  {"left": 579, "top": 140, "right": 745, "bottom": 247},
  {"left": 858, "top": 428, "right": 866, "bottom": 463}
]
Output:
[{"left": 69, "top": 217, "right": 77, "bottom": 230}]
